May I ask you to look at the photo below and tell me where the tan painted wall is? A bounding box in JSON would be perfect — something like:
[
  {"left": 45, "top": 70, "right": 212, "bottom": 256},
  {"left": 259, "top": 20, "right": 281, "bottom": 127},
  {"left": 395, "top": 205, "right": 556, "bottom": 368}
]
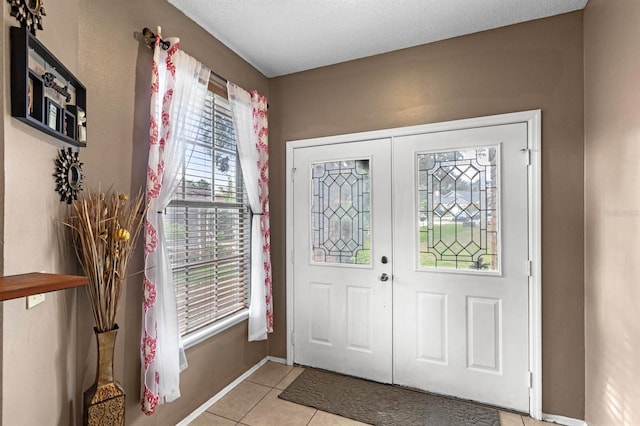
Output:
[
  {"left": 1, "top": 0, "right": 269, "bottom": 424},
  {"left": 584, "top": 1, "right": 640, "bottom": 425},
  {"left": 2, "top": 0, "right": 80, "bottom": 424},
  {"left": 0, "top": 3, "right": 591, "bottom": 423},
  {"left": 268, "top": 12, "right": 585, "bottom": 419}
]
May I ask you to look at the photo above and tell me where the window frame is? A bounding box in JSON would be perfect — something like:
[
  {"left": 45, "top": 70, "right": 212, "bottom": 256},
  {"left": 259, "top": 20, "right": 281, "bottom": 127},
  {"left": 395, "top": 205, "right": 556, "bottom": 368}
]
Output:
[{"left": 164, "top": 81, "right": 251, "bottom": 348}]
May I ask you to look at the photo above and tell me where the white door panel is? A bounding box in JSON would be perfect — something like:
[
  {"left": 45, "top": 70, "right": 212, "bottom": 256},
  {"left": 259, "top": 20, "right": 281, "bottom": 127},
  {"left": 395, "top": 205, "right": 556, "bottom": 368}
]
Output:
[
  {"left": 293, "top": 139, "right": 393, "bottom": 383},
  {"left": 393, "top": 123, "right": 529, "bottom": 411}
]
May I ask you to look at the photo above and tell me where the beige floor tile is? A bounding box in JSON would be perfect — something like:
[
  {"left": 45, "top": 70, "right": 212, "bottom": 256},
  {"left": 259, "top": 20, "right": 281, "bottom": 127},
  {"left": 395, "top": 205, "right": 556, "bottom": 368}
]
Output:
[
  {"left": 206, "top": 380, "right": 271, "bottom": 421},
  {"left": 246, "top": 361, "right": 294, "bottom": 387},
  {"left": 240, "top": 389, "right": 316, "bottom": 426},
  {"left": 499, "top": 411, "right": 524, "bottom": 426},
  {"left": 189, "top": 412, "right": 237, "bottom": 426},
  {"left": 522, "top": 417, "right": 554, "bottom": 425},
  {"left": 275, "top": 366, "right": 305, "bottom": 390},
  {"left": 308, "top": 410, "right": 371, "bottom": 425}
]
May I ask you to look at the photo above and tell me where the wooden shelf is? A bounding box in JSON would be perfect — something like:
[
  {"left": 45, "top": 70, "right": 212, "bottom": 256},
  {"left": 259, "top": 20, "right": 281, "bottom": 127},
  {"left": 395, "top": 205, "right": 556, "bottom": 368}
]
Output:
[{"left": 0, "top": 272, "right": 88, "bottom": 301}]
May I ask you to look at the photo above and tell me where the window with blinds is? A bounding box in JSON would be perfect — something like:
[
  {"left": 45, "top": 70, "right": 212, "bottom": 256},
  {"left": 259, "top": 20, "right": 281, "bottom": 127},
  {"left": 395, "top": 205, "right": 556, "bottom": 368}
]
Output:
[{"left": 164, "top": 89, "right": 250, "bottom": 338}]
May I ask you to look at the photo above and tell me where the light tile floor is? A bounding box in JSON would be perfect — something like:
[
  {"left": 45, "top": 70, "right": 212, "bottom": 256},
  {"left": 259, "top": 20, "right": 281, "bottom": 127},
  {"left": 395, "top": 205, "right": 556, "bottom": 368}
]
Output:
[{"left": 189, "top": 362, "right": 554, "bottom": 426}]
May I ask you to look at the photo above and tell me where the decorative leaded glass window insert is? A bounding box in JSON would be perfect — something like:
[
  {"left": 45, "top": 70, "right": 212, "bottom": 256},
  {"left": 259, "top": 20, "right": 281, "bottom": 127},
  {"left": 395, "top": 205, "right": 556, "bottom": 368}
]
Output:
[
  {"left": 311, "top": 159, "right": 371, "bottom": 265},
  {"left": 417, "top": 147, "right": 499, "bottom": 271}
]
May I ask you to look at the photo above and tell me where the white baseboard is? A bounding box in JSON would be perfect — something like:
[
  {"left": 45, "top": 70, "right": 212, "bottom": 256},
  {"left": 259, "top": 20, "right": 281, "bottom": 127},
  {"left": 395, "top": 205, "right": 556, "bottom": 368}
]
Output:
[
  {"left": 177, "top": 357, "right": 269, "bottom": 426},
  {"left": 542, "top": 413, "right": 587, "bottom": 426},
  {"left": 267, "top": 355, "right": 287, "bottom": 364}
]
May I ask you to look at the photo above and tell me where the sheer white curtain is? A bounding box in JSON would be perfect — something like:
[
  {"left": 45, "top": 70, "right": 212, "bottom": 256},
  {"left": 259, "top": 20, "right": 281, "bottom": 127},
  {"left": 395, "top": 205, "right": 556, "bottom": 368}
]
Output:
[
  {"left": 227, "top": 82, "right": 273, "bottom": 341},
  {"left": 142, "top": 28, "right": 211, "bottom": 415}
]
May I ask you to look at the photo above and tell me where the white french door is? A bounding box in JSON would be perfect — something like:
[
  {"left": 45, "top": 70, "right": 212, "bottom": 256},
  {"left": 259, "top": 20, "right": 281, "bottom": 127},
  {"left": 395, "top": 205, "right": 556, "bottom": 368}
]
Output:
[
  {"left": 292, "top": 138, "right": 393, "bottom": 383},
  {"left": 289, "top": 114, "right": 538, "bottom": 414},
  {"left": 392, "top": 123, "right": 530, "bottom": 411}
]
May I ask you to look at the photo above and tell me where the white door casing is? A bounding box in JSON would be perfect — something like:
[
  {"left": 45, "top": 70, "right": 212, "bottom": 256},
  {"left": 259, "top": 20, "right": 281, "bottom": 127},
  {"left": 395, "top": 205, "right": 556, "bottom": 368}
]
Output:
[
  {"left": 285, "top": 110, "right": 542, "bottom": 418},
  {"left": 292, "top": 138, "right": 393, "bottom": 383}
]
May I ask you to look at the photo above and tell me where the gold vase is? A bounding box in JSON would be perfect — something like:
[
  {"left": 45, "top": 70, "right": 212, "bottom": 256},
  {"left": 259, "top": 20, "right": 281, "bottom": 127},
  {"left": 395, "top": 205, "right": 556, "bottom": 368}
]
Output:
[{"left": 83, "top": 324, "right": 125, "bottom": 426}]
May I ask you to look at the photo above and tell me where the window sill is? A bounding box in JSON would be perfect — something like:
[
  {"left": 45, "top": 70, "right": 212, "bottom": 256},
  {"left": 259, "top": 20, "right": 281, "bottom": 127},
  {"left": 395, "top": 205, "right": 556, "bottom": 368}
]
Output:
[{"left": 183, "top": 308, "right": 249, "bottom": 349}]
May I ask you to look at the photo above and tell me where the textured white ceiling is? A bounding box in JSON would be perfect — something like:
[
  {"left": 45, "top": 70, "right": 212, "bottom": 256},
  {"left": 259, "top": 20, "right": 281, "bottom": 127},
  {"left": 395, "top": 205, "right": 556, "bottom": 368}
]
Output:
[{"left": 168, "top": 0, "right": 588, "bottom": 78}]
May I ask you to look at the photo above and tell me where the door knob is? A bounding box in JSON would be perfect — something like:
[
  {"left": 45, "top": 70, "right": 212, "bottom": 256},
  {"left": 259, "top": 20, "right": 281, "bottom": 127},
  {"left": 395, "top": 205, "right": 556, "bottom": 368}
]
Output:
[{"left": 379, "top": 273, "right": 389, "bottom": 282}]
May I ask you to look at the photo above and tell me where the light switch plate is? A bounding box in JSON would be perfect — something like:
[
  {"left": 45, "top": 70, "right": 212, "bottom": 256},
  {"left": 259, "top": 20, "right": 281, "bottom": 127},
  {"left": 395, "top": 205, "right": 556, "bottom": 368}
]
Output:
[{"left": 26, "top": 293, "right": 45, "bottom": 309}]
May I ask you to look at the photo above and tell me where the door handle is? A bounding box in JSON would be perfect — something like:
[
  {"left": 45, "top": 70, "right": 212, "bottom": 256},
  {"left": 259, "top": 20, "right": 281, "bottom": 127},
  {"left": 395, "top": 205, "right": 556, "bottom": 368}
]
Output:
[{"left": 379, "top": 273, "right": 389, "bottom": 282}]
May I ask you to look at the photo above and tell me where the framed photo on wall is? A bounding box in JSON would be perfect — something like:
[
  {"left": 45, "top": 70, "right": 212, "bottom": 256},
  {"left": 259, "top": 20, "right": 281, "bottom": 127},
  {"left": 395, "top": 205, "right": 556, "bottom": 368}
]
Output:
[
  {"left": 27, "top": 72, "right": 44, "bottom": 121},
  {"left": 9, "top": 26, "right": 87, "bottom": 146},
  {"left": 45, "top": 97, "right": 62, "bottom": 132},
  {"left": 63, "top": 109, "right": 76, "bottom": 139}
]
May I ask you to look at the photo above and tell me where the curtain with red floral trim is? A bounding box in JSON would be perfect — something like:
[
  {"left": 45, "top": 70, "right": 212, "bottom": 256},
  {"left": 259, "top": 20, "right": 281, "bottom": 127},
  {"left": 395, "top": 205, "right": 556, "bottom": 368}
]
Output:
[
  {"left": 142, "top": 27, "right": 210, "bottom": 415},
  {"left": 227, "top": 83, "right": 273, "bottom": 340}
]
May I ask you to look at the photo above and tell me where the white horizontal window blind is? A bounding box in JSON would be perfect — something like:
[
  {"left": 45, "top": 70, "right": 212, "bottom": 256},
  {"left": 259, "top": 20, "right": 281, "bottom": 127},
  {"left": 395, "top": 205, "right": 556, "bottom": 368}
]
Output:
[{"left": 164, "top": 89, "right": 250, "bottom": 338}]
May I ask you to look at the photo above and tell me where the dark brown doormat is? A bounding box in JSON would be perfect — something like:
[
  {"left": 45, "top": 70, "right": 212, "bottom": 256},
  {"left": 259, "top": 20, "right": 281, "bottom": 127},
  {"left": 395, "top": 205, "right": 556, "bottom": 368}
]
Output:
[{"left": 278, "top": 368, "right": 500, "bottom": 426}]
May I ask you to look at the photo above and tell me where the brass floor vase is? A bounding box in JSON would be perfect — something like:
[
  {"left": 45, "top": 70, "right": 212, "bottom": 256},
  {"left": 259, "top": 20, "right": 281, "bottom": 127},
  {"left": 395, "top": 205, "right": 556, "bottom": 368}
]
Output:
[{"left": 83, "top": 325, "right": 125, "bottom": 426}]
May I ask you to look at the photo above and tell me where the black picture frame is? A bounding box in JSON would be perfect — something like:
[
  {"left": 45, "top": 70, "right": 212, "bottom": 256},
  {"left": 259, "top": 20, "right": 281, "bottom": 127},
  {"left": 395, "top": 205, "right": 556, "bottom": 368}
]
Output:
[
  {"left": 63, "top": 109, "right": 76, "bottom": 140},
  {"left": 9, "top": 26, "right": 87, "bottom": 146},
  {"left": 66, "top": 104, "right": 86, "bottom": 144},
  {"left": 45, "top": 97, "right": 62, "bottom": 132},
  {"left": 27, "top": 71, "right": 43, "bottom": 121}
]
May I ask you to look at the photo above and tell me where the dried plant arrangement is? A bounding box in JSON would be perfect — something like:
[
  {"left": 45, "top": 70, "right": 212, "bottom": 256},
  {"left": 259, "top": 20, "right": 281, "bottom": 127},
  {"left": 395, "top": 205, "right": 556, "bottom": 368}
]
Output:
[{"left": 64, "top": 188, "right": 146, "bottom": 332}]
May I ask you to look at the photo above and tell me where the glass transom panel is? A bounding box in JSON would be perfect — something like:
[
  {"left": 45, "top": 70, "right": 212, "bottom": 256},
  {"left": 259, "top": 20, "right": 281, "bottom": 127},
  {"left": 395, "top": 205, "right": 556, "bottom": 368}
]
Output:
[
  {"left": 417, "top": 147, "right": 499, "bottom": 272},
  {"left": 311, "top": 159, "right": 371, "bottom": 265}
]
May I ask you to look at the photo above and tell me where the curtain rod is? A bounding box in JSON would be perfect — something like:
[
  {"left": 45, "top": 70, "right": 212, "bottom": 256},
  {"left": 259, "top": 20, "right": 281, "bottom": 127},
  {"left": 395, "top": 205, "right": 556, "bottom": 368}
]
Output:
[{"left": 142, "top": 27, "right": 229, "bottom": 84}]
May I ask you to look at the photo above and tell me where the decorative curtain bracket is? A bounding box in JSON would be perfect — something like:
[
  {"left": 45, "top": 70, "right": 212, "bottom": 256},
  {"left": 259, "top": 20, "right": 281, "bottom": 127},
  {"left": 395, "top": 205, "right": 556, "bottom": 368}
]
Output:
[{"left": 142, "top": 27, "right": 170, "bottom": 50}]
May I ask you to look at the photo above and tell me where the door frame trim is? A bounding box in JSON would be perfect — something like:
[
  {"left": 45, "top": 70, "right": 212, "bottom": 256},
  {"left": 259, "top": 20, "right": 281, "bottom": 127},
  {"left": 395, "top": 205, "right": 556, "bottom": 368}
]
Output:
[{"left": 285, "top": 109, "right": 542, "bottom": 419}]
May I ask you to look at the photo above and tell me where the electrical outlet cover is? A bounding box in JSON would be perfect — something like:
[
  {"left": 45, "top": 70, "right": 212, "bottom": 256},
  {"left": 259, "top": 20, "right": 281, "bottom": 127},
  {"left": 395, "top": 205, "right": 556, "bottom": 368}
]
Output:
[{"left": 26, "top": 293, "right": 45, "bottom": 309}]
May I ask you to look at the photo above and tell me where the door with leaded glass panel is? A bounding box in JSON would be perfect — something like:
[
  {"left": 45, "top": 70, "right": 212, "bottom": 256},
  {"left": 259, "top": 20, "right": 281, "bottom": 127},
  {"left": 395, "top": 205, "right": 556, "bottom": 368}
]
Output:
[
  {"left": 393, "top": 123, "right": 529, "bottom": 411},
  {"left": 292, "top": 139, "right": 393, "bottom": 383}
]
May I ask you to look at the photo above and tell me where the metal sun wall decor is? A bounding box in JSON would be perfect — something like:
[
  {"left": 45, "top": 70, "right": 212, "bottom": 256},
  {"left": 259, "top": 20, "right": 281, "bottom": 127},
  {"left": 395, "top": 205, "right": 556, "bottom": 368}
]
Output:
[
  {"left": 7, "top": 0, "right": 46, "bottom": 35},
  {"left": 54, "top": 147, "right": 83, "bottom": 204}
]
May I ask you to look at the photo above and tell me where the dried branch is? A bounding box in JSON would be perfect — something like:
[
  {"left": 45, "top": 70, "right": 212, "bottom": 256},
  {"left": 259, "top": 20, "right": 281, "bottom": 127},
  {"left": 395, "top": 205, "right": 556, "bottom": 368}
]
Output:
[{"left": 64, "top": 188, "right": 146, "bottom": 332}]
